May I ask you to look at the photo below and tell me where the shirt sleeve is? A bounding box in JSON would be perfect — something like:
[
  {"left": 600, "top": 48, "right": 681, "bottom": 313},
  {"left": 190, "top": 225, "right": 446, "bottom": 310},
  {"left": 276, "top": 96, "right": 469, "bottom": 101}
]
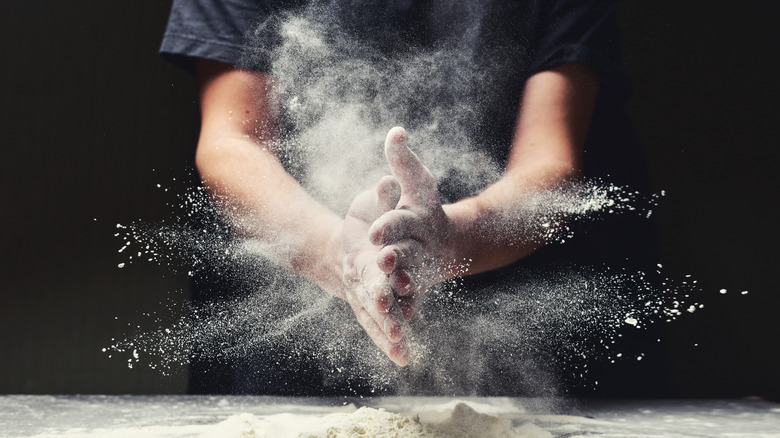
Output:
[
  {"left": 528, "top": 0, "right": 624, "bottom": 84},
  {"left": 159, "top": 0, "right": 277, "bottom": 74}
]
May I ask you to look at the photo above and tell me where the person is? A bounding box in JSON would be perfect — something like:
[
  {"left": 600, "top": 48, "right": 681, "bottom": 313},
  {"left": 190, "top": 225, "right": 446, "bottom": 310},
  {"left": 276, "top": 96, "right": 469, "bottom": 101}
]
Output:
[{"left": 161, "top": 0, "right": 661, "bottom": 395}]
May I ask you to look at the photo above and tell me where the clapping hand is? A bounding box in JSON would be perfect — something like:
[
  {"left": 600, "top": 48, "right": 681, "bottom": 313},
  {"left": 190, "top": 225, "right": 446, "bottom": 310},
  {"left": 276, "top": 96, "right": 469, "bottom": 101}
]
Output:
[
  {"left": 369, "top": 127, "right": 458, "bottom": 321},
  {"left": 340, "top": 173, "right": 410, "bottom": 366},
  {"left": 340, "top": 127, "right": 461, "bottom": 366}
]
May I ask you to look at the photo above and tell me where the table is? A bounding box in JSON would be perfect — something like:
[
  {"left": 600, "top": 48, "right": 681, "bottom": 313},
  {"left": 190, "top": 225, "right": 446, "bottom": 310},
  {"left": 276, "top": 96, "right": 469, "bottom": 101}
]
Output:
[{"left": 1, "top": 395, "right": 779, "bottom": 437}]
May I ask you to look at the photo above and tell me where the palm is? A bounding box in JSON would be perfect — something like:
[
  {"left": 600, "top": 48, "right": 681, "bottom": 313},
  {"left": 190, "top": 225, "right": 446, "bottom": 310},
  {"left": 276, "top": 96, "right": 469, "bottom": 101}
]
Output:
[{"left": 339, "top": 176, "right": 409, "bottom": 366}]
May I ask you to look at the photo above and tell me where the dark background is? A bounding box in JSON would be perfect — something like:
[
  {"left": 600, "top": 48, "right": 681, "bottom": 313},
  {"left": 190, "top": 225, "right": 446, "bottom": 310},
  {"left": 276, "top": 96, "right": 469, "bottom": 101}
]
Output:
[{"left": 1, "top": 2, "right": 778, "bottom": 399}]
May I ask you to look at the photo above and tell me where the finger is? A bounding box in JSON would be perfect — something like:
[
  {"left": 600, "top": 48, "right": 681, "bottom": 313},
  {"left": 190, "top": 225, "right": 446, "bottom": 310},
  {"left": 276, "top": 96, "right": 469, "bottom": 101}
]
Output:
[
  {"left": 347, "top": 189, "right": 380, "bottom": 223},
  {"left": 397, "top": 287, "right": 426, "bottom": 320},
  {"left": 349, "top": 300, "right": 410, "bottom": 366},
  {"left": 376, "top": 245, "right": 399, "bottom": 274},
  {"left": 375, "top": 175, "right": 401, "bottom": 213},
  {"left": 398, "top": 296, "right": 416, "bottom": 320},
  {"left": 389, "top": 342, "right": 410, "bottom": 366},
  {"left": 376, "top": 239, "right": 423, "bottom": 272},
  {"left": 389, "top": 268, "right": 414, "bottom": 297},
  {"left": 359, "top": 273, "right": 407, "bottom": 343},
  {"left": 346, "top": 176, "right": 400, "bottom": 224},
  {"left": 384, "top": 127, "right": 438, "bottom": 207},
  {"left": 368, "top": 209, "right": 421, "bottom": 246}
]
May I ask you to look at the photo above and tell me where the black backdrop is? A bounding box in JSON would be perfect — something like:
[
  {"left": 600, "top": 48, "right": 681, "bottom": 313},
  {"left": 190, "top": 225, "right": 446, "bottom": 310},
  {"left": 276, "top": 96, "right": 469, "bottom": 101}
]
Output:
[{"left": 1, "top": 1, "right": 778, "bottom": 399}]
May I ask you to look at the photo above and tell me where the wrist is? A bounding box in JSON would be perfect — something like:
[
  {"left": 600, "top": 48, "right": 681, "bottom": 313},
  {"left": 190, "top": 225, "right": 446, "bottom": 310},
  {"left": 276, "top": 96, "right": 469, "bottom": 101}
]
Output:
[
  {"left": 438, "top": 201, "right": 480, "bottom": 282},
  {"left": 289, "top": 215, "right": 346, "bottom": 299},
  {"left": 321, "top": 219, "right": 348, "bottom": 299}
]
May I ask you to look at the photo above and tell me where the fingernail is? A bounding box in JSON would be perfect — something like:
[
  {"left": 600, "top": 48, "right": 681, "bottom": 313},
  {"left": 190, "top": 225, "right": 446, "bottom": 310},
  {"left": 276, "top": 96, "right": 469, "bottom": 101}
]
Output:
[
  {"left": 369, "top": 226, "right": 383, "bottom": 246},
  {"left": 377, "top": 294, "right": 390, "bottom": 312},
  {"left": 384, "top": 250, "right": 397, "bottom": 271},
  {"left": 396, "top": 270, "right": 411, "bottom": 295},
  {"left": 389, "top": 322, "right": 402, "bottom": 342},
  {"left": 391, "top": 127, "right": 406, "bottom": 143},
  {"left": 394, "top": 343, "right": 410, "bottom": 367}
]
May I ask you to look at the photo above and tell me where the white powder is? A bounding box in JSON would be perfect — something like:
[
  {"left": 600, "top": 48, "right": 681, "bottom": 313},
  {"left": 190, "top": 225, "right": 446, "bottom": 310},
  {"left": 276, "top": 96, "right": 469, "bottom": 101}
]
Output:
[
  {"left": 105, "top": 0, "right": 747, "bottom": 397},
  {"left": 423, "top": 403, "right": 551, "bottom": 438},
  {"left": 19, "top": 398, "right": 780, "bottom": 438},
  {"left": 200, "top": 413, "right": 269, "bottom": 437},
  {"left": 199, "top": 403, "right": 551, "bottom": 438},
  {"left": 298, "top": 407, "right": 427, "bottom": 438}
]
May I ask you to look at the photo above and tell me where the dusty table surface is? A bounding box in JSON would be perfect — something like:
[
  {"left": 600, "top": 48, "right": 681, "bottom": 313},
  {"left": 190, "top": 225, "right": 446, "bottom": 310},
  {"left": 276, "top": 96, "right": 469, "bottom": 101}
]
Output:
[{"left": 1, "top": 395, "right": 779, "bottom": 437}]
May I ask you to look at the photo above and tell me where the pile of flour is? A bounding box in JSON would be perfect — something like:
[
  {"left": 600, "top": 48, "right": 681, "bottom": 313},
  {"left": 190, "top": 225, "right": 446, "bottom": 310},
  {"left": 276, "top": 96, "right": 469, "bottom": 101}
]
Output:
[{"left": 201, "top": 403, "right": 552, "bottom": 438}]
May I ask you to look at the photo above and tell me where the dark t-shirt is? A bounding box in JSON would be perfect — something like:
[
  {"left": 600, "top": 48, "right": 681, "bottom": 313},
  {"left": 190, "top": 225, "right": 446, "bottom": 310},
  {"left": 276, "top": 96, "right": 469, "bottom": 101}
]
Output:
[
  {"left": 161, "top": 0, "right": 624, "bottom": 82},
  {"left": 160, "top": 0, "right": 653, "bottom": 263},
  {"left": 161, "top": 0, "right": 628, "bottom": 151},
  {"left": 161, "top": 0, "right": 664, "bottom": 396}
]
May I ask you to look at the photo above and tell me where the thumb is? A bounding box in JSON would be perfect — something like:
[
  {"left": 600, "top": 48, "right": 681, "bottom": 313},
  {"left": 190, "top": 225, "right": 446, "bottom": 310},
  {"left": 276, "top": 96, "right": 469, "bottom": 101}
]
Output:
[
  {"left": 384, "top": 127, "right": 437, "bottom": 207},
  {"left": 346, "top": 176, "right": 400, "bottom": 223}
]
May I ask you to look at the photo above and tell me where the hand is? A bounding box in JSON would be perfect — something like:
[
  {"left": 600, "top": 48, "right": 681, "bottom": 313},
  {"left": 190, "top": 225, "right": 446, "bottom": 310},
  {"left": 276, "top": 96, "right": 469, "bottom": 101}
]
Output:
[
  {"left": 368, "top": 127, "right": 462, "bottom": 320},
  {"left": 340, "top": 174, "right": 411, "bottom": 366}
]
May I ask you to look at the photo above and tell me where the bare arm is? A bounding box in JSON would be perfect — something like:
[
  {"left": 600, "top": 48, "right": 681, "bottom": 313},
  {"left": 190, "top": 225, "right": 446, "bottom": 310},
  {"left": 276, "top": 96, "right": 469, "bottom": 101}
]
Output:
[
  {"left": 196, "top": 60, "right": 345, "bottom": 292},
  {"left": 370, "top": 63, "right": 599, "bottom": 309},
  {"left": 195, "top": 60, "right": 409, "bottom": 365},
  {"left": 446, "top": 62, "right": 598, "bottom": 274}
]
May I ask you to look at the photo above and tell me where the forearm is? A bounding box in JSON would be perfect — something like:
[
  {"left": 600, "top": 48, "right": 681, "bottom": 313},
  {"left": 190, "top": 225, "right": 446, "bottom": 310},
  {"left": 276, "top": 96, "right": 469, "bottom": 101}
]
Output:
[
  {"left": 195, "top": 60, "right": 345, "bottom": 296},
  {"left": 442, "top": 159, "right": 577, "bottom": 278},
  {"left": 194, "top": 63, "right": 417, "bottom": 365},
  {"left": 441, "top": 63, "right": 597, "bottom": 280},
  {"left": 196, "top": 133, "right": 345, "bottom": 295}
]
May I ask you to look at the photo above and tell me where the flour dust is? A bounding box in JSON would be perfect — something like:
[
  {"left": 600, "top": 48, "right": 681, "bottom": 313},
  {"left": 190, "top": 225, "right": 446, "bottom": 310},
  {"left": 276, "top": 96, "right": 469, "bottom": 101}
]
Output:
[
  {"left": 108, "top": 178, "right": 700, "bottom": 396},
  {"left": 108, "top": 3, "right": 733, "bottom": 396}
]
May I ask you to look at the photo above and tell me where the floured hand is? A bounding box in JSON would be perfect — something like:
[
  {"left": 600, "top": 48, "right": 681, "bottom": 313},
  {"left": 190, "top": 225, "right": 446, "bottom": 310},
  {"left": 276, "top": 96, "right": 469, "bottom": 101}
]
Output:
[
  {"left": 340, "top": 175, "right": 410, "bottom": 366},
  {"left": 369, "top": 127, "right": 460, "bottom": 320}
]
